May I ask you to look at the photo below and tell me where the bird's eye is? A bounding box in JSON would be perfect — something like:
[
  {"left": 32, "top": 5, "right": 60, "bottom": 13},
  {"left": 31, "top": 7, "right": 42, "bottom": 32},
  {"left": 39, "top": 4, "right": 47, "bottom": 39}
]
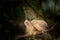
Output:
[{"left": 26, "top": 22, "right": 29, "bottom": 25}]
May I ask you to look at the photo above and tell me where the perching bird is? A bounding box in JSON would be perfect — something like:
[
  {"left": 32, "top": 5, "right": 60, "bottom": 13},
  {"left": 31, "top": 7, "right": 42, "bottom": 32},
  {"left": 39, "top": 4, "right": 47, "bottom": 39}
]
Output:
[{"left": 24, "top": 19, "right": 49, "bottom": 36}]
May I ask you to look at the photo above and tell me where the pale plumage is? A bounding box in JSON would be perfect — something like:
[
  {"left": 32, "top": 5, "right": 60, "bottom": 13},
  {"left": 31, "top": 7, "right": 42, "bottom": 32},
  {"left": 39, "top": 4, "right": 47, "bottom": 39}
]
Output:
[
  {"left": 24, "top": 19, "right": 48, "bottom": 36},
  {"left": 31, "top": 20, "right": 48, "bottom": 33}
]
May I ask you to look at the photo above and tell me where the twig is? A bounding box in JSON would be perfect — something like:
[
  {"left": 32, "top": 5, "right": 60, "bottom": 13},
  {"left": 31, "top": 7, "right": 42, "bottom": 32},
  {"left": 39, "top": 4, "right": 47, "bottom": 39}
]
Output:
[
  {"left": 15, "top": 34, "right": 38, "bottom": 40},
  {"left": 47, "top": 22, "right": 57, "bottom": 32}
]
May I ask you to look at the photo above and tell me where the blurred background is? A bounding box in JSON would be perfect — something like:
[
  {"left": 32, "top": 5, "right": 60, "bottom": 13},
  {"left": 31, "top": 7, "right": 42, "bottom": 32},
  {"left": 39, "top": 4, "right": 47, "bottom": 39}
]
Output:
[{"left": 0, "top": 0, "right": 60, "bottom": 40}]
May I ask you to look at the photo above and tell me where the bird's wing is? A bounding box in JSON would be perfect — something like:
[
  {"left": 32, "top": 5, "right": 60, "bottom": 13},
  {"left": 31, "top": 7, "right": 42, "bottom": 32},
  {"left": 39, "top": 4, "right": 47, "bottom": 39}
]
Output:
[{"left": 31, "top": 20, "right": 48, "bottom": 33}]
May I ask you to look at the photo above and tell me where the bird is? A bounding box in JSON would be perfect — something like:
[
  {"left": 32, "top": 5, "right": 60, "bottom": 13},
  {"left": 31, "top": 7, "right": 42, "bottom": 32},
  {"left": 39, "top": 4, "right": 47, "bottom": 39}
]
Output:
[{"left": 23, "top": 19, "right": 49, "bottom": 37}]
